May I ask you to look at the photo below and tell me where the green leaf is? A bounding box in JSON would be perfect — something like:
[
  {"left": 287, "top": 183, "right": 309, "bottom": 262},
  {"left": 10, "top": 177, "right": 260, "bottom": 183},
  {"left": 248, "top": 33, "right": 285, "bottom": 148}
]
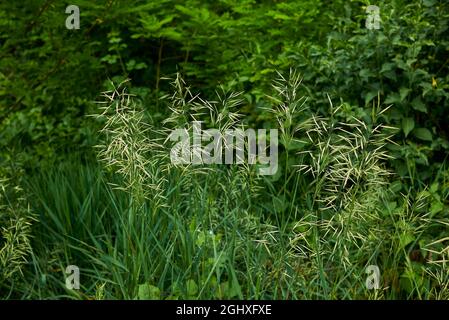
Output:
[
  {"left": 399, "top": 233, "right": 415, "bottom": 249},
  {"left": 196, "top": 231, "right": 206, "bottom": 247},
  {"left": 359, "top": 68, "right": 374, "bottom": 79},
  {"left": 430, "top": 201, "right": 443, "bottom": 216},
  {"left": 389, "top": 181, "right": 403, "bottom": 193},
  {"left": 186, "top": 279, "right": 198, "bottom": 297},
  {"left": 411, "top": 97, "right": 427, "bottom": 113},
  {"left": 273, "top": 195, "right": 288, "bottom": 213},
  {"left": 138, "top": 284, "right": 161, "bottom": 300},
  {"left": 399, "top": 88, "right": 411, "bottom": 102},
  {"left": 430, "top": 183, "right": 439, "bottom": 193},
  {"left": 413, "top": 128, "right": 432, "bottom": 141},
  {"left": 364, "top": 91, "right": 379, "bottom": 105},
  {"left": 284, "top": 138, "right": 307, "bottom": 151},
  {"left": 402, "top": 117, "right": 414, "bottom": 137},
  {"left": 385, "top": 93, "right": 401, "bottom": 104},
  {"left": 380, "top": 62, "right": 395, "bottom": 73}
]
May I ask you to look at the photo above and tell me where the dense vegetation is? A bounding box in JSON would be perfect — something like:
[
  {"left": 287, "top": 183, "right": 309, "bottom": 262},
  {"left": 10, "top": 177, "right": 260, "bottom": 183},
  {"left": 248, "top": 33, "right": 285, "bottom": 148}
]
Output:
[{"left": 1, "top": 0, "right": 449, "bottom": 299}]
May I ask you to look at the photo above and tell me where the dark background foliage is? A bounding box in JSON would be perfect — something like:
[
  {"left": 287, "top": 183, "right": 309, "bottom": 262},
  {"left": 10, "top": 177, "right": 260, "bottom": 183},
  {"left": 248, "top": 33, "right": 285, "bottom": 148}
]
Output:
[{"left": 1, "top": 1, "right": 448, "bottom": 176}]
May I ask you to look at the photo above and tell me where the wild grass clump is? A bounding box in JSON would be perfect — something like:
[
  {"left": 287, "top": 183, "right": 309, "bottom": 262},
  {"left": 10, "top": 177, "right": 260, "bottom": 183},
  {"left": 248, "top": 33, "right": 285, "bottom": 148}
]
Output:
[
  {"left": 0, "top": 173, "right": 35, "bottom": 293},
  {"left": 94, "top": 80, "right": 168, "bottom": 211},
  {"left": 6, "top": 70, "right": 449, "bottom": 300},
  {"left": 265, "top": 70, "right": 449, "bottom": 299}
]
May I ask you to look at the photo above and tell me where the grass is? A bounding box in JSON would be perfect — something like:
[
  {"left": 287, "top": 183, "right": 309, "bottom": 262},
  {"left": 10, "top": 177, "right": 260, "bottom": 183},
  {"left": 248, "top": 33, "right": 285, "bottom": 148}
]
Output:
[
  {"left": 12, "top": 159, "right": 279, "bottom": 299},
  {"left": 1, "top": 71, "right": 449, "bottom": 300}
]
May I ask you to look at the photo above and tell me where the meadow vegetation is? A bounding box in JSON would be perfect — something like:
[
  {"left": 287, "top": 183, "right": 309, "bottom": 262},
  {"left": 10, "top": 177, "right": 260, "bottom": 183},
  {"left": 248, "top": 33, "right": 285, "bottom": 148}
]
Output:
[{"left": 1, "top": 0, "right": 449, "bottom": 299}]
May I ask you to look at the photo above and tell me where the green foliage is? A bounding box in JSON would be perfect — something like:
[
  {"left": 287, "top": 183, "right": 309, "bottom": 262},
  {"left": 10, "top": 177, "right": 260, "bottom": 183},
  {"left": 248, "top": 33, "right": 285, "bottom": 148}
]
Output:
[
  {"left": 289, "top": 0, "right": 449, "bottom": 183},
  {"left": 0, "top": 173, "right": 35, "bottom": 290},
  {"left": 1, "top": 0, "right": 449, "bottom": 300},
  {"left": 0, "top": 1, "right": 104, "bottom": 169}
]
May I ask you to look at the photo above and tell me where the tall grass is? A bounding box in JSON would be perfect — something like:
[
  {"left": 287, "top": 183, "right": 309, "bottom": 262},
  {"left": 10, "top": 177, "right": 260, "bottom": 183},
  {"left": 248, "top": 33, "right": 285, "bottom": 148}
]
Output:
[
  {"left": 4, "top": 71, "right": 449, "bottom": 300},
  {"left": 0, "top": 174, "right": 35, "bottom": 295}
]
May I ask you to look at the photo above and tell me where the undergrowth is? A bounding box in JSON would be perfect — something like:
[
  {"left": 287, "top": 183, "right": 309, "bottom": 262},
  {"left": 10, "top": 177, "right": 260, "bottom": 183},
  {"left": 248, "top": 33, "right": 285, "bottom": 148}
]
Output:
[{"left": 2, "top": 71, "right": 448, "bottom": 300}]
